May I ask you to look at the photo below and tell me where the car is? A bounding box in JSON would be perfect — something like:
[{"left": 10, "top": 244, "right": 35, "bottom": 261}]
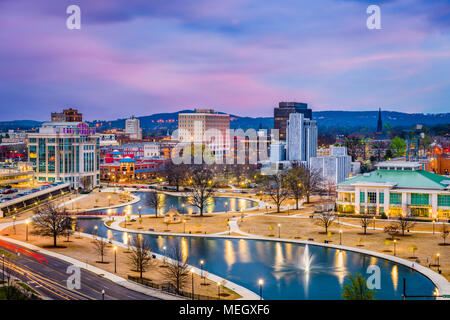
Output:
[{"left": 31, "top": 188, "right": 40, "bottom": 192}]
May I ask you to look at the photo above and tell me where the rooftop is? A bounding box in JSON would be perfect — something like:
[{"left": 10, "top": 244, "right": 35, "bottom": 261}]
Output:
[{"left": 339, "top": 169, "right": 450, "bottom": 190}]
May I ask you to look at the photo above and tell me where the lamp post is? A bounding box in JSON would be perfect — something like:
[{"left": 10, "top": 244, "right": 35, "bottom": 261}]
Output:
[
  {"left": 138, "top": 206, "right": 142, "bottom": 219},
  {"left": 108, "top": 195, "right": 111, "bottom": 207},
  {"left": 190, "top": 268, "right": 195, "bottom": 300},
  {"left": 258, "top": 279, "right": 263, "bottom": 300},
  {"left": 25, "top": 219, "right": 30, "bottom": 241},
  {"left": 278, "top": 224, "right": 281, "bottom": 238},
  {"left": 13, "top": 216, "right": 16, "bottom": 235},
  {"left": 394, "top": 240, "right": 397, "bottom": 256},
  {"left": 217, "top": 282, "right": 221, "bottom": 300},
  {"left": 101, "top": 289, "right": 105, "bottom": 300},
  {"left": 339, "top": 229, "right": 343, "bottom": 245},
  {"left": 432, "top": 220, "right": 435, "bottom": 235},
  {"left": 436, "top": 253, "right": 440, "bottom": 272},
  {"left": 373, "top": 216, "right": 376, "bottom": 230},
  {"left": 228, "top": 221, "right": 231, "bottom": 235},
  {"left": 94, "top": 225, "right": 98, "bottom": 240},
  {"left": 113, "top": 246, "right": 117, "bottom": 273},
  {"left": 183, "top": 220, "right": 186, "bottom": 233},
  {"left": 224, "top": 202, "right": 228, "bottom": 213},
  {"left": 200, "top": 259, "right": 205, "bottom": 283},
  {"left": 337, "top": 212, "right": 340, "bottom": 225}
]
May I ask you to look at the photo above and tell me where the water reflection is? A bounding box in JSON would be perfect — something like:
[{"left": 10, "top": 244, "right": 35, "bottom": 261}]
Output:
[{"left": 76, "top": 219, "right": 436, "bottom": 300}]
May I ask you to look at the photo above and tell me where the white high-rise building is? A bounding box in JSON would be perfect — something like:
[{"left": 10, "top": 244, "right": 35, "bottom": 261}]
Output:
[
  {"left": 125, "top": 116, "right": 142, "bottom": 140},
  {"left": 286, "top": 113, "right": 317, "bottom": 166},
  {"left": 310, "top": 146, "right": 352, "bottom": 184}
]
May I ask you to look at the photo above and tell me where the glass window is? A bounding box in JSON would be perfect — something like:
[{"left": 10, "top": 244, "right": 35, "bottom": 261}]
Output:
[
  {"left": 438, "top": 195, "right": 450, "bottom": 207},
  {"left": 390, "top": 193, "right": 402, "bottom": 205},
  {"left": 379, "top": 192, "right": 384, "bottom": 204},
  {"left": 368, "top": 192, "right": 377, "bottom": 204},
  {"left": 360, "top": 192, "right": 365, "bottom": 203},
  {"left": 410, "top": 193, "right": 429, "bottom": 206}
]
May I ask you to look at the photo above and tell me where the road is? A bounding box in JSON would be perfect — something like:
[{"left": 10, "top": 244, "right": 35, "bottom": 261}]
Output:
[{"left": 0, "top": 240, "right": 159, "bottom": 300}]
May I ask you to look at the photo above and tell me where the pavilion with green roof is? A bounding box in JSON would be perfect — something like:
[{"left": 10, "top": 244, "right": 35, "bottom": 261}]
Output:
[{"left": 336, "top": 161, "right": 450, "bottom": 219}]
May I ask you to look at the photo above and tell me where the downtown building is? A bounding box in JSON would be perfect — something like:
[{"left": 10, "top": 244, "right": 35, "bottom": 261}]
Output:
[
  {"left": 286, "top": 113, "right": 318, "bottom": 166},
  {"left": 178, "top": 109, "right": 230, "bottom": 160},
  {"left": 336, "top": 161, "right": 450, "bottom": 219},
  {"left": 27, "top": 120, "right": 100, "bottom": 190},
  {"left": 125, "top": 116, "right": 143, "bottom": 140},
  {"left": 310, "top": 146, "right": 353, "bottom": 185},
  {"left": 274, "top": 102, "right": 312, "bottom": 140}
]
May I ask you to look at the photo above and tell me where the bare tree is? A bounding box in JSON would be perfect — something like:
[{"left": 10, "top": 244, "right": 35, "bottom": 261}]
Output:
[
  {"left": 185, "top": 167, "right": 216, "bottom": 216},
  {"left": 384, "top": 224, "right": 399, "bottom": 240},
  {"left": 441, "top": 223, "right": 449, "bottom": 246},
  {"left": 360, "top": 216, "right": 371, "bottom": 235},
  {"left": 128, "top": 235, "right": 154, "bottom": 281},
  {"left": 299, "top": 167, "right": 323, "bottom": 203},
  {"left": 261, "top": 172, "right": 289, "bottom": 213},
  {"left": 162, "top": 242, "right": 190, "bottom": 294},
  {"left": 31, "top": 202, "right": 73, "bottom": 247},
  {"left": 316, "top": 211, "right": 335, "bottom": 234},
  {"left": 145, "top": 191, "right": 163, "bottom": 218},
  {"left": 285, "top": 167, "right": 305, "bottom": 210},
  {"left": 163, "top": 162, "right": 188, "bottom": 191},
  {"left": 93, "top": 237, "right": 108, "bottom": 263},
  {"left": 396, "top": 217, "right": 415, "bottom": 236}
]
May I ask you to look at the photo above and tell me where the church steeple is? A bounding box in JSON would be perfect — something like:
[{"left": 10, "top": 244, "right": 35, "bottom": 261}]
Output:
[{"left": 376, "top": 108, "right": 383, "bottom": 134}]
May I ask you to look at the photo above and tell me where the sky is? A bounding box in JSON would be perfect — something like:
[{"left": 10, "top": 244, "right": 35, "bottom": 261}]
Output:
[{"left": 0, "top": 0, "right": 449, "bottom": 121}]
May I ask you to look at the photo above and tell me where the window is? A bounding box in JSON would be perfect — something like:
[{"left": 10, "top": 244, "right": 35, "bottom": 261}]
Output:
[
  {"left": 379, "top": 192, "right": 384, "bottom": 204},
  {"left": 379, "top": 207, "right": 384, "bottom": 214},
  {"left": 438, "top": 195, "right": 450, "bottom": 207},
  {"left": 368, "top": 192, "right": 377, "bottom": 204},
  {"left": 410, "top": 193, "right": 429, "bottom": 206},
  {"left": 360, "top": 192, "right": 365, "bottom": 203},
  {"left": 390, "top": 193, "right": 402, "bottom": 205}
]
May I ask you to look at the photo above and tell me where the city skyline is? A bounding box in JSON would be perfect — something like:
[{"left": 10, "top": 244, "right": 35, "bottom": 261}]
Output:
[{"left": 1, "top": 0, "right": 449, "bottom": 121}]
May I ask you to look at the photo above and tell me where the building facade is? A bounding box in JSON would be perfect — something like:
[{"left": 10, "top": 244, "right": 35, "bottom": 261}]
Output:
[
  {"left": 286, "top": 113, "right": 317, "bottom": 166},
  {"left": 51, "top": 108, "right": 82, "bottom": 122},
  {"left": 274, "top": 102, "right": 312, "bottom": 140},
  {"left": 27, "top": 122, "right": 100, "bottom": 189},
  {"left": 336, "top": 161, "right": 450, "bottom": 219},
  {"left": 310, "top": 146, "right": 352, "bottom": 184},
  {"left": 125, "top": 116, "right": 143, "bottom": 140},
  {"left": 178, "top": 109, "right": 230, "bottom": 159}
]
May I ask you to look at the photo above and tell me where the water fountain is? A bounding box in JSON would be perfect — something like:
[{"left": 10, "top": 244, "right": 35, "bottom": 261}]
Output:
[{"left": 299, "top": 245, "right": 313, "bottom": 272}]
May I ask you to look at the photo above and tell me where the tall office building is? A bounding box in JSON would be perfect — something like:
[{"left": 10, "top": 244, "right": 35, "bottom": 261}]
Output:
[
  {"left": 274, "top": 102, "right": 312, "bottom": 140},
  {"left": 125, "top": 116, "right": 143, "bottom": 140},
  {"left": 286, "top": 113, "right": 317, "bottom": 166},
  {"left": 178, "top": 109, "right": 230, "bottom": 158},
  {"left": 27, "top": 121, "right": 100, "bottom": 189}
]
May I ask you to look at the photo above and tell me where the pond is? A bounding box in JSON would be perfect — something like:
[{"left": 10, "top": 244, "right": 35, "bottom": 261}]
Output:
[{"left": 77, "top": 218, "right": 436, "bottom": 300}]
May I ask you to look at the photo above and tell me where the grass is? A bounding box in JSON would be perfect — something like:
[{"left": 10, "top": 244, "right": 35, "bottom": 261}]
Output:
[
  {"left": 15, "top": 281, "right": 38, "bottom": 295},
  {"left": 0, "top": 286, "right": 30, "bottom": 300}
]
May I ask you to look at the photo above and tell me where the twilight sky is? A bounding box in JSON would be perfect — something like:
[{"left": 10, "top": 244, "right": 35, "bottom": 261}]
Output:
[{"left": 0, "top": 0, "right": 449, "bottom": 121}]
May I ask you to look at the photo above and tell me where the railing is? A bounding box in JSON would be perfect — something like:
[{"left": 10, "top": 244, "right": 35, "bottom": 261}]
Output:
[
  {"left": 72, "top": 211, "right": 123, "bottom": 216},
  {"left": 127, "top": 275, "right": 216, "bottom": 300}
]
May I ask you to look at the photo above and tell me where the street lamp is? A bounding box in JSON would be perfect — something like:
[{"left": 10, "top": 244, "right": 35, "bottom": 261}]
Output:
[
  {"left": 217, "top": 282, "right": 221, "bottom": 300},
  {"left": 224, "top": 202, "right": 228, "bottom": 213},
  {"left": 190, "top": 268, "right": 195, "bottom": 300},
  {"left": 200, "top": 259, "right": 205, "bottom": 283},
  {"left": 432, "top": 220, "right": 435, "bottom": 235},
  {"left": 94, "top": 225, "right": 98, "bottom": 240},
  {"left": 25, "top": 219, "right": 30, "bottom": 241},
  {"left": 339, "top": 229, "right": 343, "bottom": 245},
  {"left": 13, "top": 216, "right": 16, "bottom": 234},
  {"left": 436, "top": 253, "right": 440, "bottom": 271},
  {"left": 101, "top": 289, "right": 105, "bottom": 300},
  {"left": 113, "top": 246, "right": 117, "bottom": 273},
  {"left": 138, "top": 206, "right": 142, "bottom": 218},
  {"left": 373, "top": 216, "right": 376, "bottom": 230},
  {"left": 394, "top": 239, "right": 397, "bottom": 256},
  {"left": 278, "top": 224, "right": 281, "bottom": 238},
  {"left": 258, "top": 279, "right": 264, "bottom": 300}
]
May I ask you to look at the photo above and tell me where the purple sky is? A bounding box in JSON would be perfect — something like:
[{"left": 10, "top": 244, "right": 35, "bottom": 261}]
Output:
[{"left": 0, "top": 0, "right": 449, "bottom": 121}]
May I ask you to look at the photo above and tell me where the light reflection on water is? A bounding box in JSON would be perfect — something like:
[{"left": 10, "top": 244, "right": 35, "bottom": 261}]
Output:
[{"left": 77, "top": 219, "right": 436, "bottom": 300}]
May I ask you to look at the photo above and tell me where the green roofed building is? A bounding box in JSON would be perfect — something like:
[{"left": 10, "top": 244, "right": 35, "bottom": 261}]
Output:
[{"left": 336, "top": 161, "right": 450, "bottom": 219}]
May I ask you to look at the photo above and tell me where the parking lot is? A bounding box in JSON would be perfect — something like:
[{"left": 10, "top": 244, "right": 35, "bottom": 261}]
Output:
[{"left": 0, "top": 181, "right": 66, "bottom": 203}]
